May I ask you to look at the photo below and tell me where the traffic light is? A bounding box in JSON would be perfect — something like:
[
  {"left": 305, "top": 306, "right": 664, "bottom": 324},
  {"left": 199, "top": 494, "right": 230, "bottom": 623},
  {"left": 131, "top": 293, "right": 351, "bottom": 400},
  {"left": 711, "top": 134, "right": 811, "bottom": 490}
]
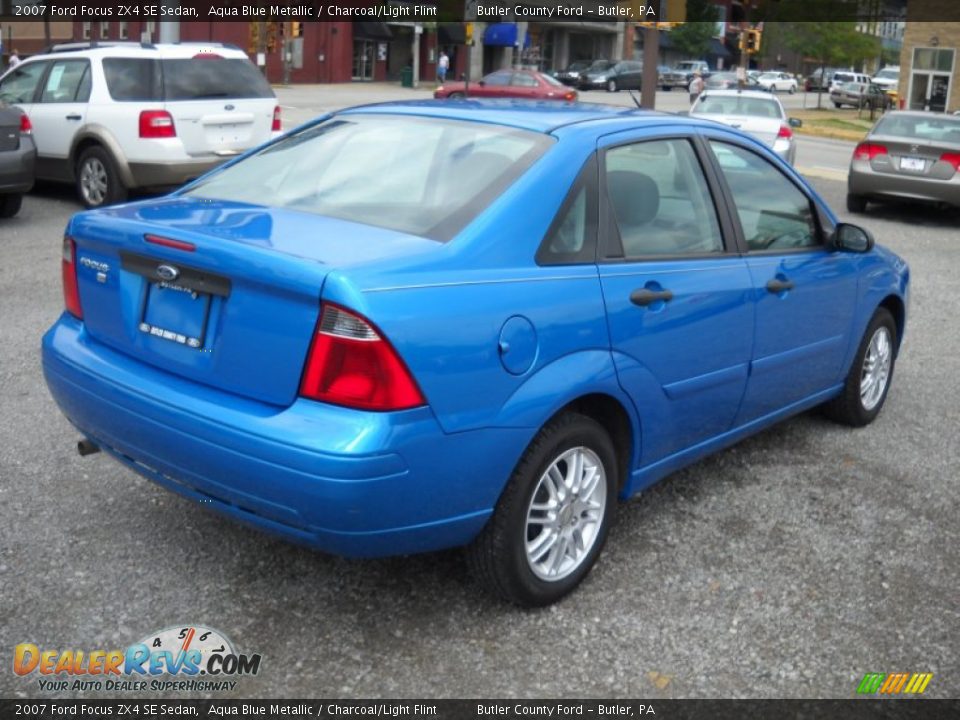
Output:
[
  {"left": 465, "top": 22, "right": 473, "bottom": 44},
  {"left": 745, "top": 29, "right": 761, "bottom": 54},
  {"left": 291, "top": 22, "right": 303, "bottom": 38}
]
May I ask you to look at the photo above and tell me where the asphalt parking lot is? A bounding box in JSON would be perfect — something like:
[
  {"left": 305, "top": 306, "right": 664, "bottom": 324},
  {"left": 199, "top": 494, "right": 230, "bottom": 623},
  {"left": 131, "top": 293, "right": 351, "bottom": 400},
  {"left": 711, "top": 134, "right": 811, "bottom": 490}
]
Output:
[{"left": 2, "top": 163, "right": 959, "bottom": 698}]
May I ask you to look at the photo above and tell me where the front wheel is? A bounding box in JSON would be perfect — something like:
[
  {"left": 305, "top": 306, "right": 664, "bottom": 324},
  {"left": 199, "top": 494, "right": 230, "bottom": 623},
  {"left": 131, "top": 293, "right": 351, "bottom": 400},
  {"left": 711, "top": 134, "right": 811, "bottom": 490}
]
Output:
[
  {"left": 607, "top": 79, "right": 618, "bottom": 92},
  {"left": 447, "top": 91, "right": 465, "bottom": 99},
  {"left": 0, "top": 193, "right": 23, "bottom": 218},
  {"left": 467, "top": 412, "right": 617, "bottom": 607},
  {"left": 789, "top": 85, "right": 796, "bottom": 94},
  {"left": 823, "top": 308, "right": 897, "bottom": 427}
]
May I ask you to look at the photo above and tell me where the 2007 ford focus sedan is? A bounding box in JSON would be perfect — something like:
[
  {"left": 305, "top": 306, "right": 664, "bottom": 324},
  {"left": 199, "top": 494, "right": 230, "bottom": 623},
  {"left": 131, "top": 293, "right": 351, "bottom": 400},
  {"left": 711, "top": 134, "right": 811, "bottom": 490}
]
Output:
[{"left": 43, "top": 101, "right": 909, "bottom": 606}]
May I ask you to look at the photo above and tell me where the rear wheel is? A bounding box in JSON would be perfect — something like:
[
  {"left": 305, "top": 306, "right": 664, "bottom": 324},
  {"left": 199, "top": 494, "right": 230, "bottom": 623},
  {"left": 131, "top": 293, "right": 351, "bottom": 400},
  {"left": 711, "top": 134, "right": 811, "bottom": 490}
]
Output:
[
  {"left": 0, "top": 193, "right": 23, "bottom": 218},
  {"left": 834, "top": 102, "right": 842, "bottom": 109},
  {"left": 823, "top": 308, "right": 897, "bottom": 427},
  {"left": 76, "top": 145, "right": 128, "bottom": 209},
  {"left": 467, "top": 412, "right": 617, "bottom": 607},
  {"left": 789, "top": 85, "right": 796, "bottom": 94},
  {"left": 607, "top": 79, "right": 618, "bottom": 92},
  {"left": 846, "top": 193, "right": 867, "bottom": 213}
]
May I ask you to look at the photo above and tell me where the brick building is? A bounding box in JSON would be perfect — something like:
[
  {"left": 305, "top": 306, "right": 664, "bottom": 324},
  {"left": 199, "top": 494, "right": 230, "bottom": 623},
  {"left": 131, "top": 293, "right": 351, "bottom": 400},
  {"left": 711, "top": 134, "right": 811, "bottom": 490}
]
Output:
[{"left": 898, "top": 19, "right": 959, "bottom": 113}]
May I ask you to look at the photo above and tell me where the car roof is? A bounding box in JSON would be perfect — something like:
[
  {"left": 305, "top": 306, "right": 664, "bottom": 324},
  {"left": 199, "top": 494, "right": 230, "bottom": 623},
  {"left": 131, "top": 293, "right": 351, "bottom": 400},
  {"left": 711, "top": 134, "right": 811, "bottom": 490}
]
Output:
[
  {"left": 338, "top": 100, "right": 671, "bottom": 134},
  {"left": 697, "top": 89, "right": 782, "bottom": 101},
  {"left": 30, "top": 42, "right": 249, "bottom": 60}
]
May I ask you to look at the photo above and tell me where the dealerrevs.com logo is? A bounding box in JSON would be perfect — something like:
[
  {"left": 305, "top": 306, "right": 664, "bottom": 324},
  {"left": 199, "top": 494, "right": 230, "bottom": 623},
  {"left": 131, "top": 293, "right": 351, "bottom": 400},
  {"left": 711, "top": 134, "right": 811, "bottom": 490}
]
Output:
[{"left": 14, "top": 625, "right": 262, "bottom": 693}]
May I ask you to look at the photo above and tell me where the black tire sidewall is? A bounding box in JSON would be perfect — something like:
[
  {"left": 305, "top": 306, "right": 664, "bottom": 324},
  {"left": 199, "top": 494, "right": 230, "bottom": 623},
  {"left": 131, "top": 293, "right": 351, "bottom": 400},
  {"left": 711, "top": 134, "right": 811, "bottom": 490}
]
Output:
[
  {"left": 847, "top": 309, "right": 898, "bottom": 425},
  {"left": 0, "top": 193, "right": 23, "bottom": 218},
  {"left": 76, "top": 146, "right": 124, "bottom": 208}
]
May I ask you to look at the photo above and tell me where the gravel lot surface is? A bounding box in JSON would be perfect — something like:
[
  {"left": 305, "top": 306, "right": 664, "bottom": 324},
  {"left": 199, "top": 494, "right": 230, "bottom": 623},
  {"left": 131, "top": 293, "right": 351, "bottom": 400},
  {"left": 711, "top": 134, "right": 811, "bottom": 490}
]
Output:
[{"left": 1, "top": 176, "right": 957, "bottom": 700}]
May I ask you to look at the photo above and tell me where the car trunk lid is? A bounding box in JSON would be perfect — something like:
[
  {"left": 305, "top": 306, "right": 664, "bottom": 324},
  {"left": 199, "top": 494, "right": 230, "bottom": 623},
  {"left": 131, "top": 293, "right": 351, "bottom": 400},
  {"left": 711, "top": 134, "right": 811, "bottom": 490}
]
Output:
[
  {"left": 0, "top": 107, "right": 21, "bottom": 151},
  {"left": 863, "top": 135, "right": 960, "bottom": 180},
  {"left": 68, "top": 198, "right": 440, "bottom": 406}
]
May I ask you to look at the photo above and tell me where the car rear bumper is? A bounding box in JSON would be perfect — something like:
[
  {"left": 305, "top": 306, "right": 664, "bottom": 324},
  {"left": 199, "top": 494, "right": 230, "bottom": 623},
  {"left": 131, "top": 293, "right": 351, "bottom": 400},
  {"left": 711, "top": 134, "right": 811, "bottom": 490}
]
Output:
[
  {"left": 0, "top": 137, "right": 36, "bottom": 193},
  {"left": 127, "top": 158, "right": 230, "bottom": 190},
  {"left": 849, "top": 162, "right": 960, "bottom": 207},
  {"left": 42, "top": 315, "right": 530, "bottom": 557}
]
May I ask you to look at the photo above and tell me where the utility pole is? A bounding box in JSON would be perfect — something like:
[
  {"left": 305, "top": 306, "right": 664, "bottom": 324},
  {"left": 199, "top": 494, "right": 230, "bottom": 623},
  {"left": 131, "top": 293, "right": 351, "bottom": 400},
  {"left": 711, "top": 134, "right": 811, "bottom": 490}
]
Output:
[
  {"left": 257, "top": 20, "right": 267, "bottom": 79},
  {"left": 640, "top": 25, "right": 659, "bottom": 109},
  {"left": 282, "top": 22, "right": 291, "bottom": 85}
]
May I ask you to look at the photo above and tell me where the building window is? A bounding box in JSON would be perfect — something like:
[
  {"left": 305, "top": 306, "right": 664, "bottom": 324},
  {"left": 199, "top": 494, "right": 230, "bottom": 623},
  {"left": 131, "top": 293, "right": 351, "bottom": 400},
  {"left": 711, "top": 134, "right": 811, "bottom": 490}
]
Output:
[
  {"left": 82, "top": 22, "right": 91, "bottom": 40},
  {"left": 908, "top": 47, "right": 955, "bottom": 112},
  {"left": 100, "top": 21, "right": 110, "bottom": 39},
  {"left": 119, "top": 22, "right": 128, "bottom": 40}
]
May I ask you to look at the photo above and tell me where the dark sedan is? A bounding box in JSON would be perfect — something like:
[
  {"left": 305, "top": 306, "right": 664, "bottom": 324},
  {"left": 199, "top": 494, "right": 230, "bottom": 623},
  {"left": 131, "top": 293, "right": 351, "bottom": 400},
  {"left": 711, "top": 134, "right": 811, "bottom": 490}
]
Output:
[
  {"left": 848, "top": 111, "right": 960, "bottom": 212},
  {"left": 578, "top": 60, "right": 643, "bottom": 92},
  {"left": 0, "top": 102, "right": 35, "bottom": 218},
  {"left": 435, "top": 70, "right": 578, "bottom": 101},
  {"left": 553, "top": 60, "right": 602, "bottom": 87}
]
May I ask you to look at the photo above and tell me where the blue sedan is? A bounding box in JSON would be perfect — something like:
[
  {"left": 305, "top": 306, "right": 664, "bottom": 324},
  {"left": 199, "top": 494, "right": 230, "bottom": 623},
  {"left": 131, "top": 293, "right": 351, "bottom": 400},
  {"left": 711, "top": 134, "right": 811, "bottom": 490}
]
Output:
[{"left": 42, "top": 101, "right": 909, "bottom": 606}]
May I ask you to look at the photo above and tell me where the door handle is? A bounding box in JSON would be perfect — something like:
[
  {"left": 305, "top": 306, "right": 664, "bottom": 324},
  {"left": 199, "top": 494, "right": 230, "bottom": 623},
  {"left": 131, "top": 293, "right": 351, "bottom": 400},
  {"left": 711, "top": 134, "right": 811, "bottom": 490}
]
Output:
[
  {"left": 630, "top": 287, "right": 674, "bottom": 307},
  {"left": 65, "top": 114, "right": 82, "bottom": 120},
  {"left": 766, "top": 278, "right": 795, "bottom": 293}
]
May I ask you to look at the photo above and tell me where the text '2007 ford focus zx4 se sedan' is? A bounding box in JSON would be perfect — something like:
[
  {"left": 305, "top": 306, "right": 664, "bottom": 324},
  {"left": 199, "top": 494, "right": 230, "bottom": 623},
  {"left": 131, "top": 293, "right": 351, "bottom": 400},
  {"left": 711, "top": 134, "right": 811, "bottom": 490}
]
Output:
[{"left": 43, "top": 101, "right": 910, "bottom": 606}]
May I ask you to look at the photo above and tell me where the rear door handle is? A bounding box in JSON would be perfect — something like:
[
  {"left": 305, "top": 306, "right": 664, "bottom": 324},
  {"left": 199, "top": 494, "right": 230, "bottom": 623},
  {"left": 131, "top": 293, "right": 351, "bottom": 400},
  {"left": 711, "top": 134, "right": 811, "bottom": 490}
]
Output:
[
  {"left": 630, "top": 288, "right": 674, "bottom": 306},
  {"left": 66, "top": 114, "right": 82, "bottom": 120},
  {"left": 766, "top": 278, "right": 795, "bottom": 293}
]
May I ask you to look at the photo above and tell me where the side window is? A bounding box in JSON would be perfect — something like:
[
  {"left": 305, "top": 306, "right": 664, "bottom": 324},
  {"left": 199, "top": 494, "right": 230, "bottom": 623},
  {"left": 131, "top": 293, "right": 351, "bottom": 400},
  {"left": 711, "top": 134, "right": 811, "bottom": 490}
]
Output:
[
  {"left": 103, "top": 58, "right": 160, "bottom": 101},
  {"left": 0, "top": 61, "right": 48, "bottom": 103},
  {"left": 709, "top": 141, "right": 819, "bottom": 252},
  {"left": 511, "top": 73, "right": 538, "bottom": 87},
  {"left": 484, "top": 71, "right": 512, "bottom": 87},
  {"left": 39, "top": 61, "right": 91, "bottom": 103},
  {"left": 537, "top": 155, "right": 597, "bottom": 265},
  {"left": 604, "top": 138, "right": 724, "bottom": 258}
]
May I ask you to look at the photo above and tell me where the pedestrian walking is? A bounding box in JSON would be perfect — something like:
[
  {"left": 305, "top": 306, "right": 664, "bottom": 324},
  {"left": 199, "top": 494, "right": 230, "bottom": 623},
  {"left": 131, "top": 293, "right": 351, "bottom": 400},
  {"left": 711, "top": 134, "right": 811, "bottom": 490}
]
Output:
[
  {"left": 689, "top": 71, "right": 704, "bottom": 105},
  {"left": 437, "top": 51, "right": 449, "bottom": 85},
  {"left": 8, "top": 49, "right": 21, "bottom": 69}
]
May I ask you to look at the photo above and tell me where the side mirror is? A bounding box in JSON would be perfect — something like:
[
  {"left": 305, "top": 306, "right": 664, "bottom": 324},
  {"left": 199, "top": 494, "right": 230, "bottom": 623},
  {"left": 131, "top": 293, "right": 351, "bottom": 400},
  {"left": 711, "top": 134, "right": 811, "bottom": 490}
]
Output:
[
  {"left": 788, "top": 117, "right": 802, "bottom": 128},
  {"left": 832, "top": 222, "right": 874, "bottom": 253}
]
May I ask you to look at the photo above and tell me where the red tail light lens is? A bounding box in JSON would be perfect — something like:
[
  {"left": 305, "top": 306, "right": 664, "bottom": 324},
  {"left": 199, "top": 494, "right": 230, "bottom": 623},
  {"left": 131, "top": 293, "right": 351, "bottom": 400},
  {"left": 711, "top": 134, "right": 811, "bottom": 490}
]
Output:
[
  {"left": 853, "top": 142, "right": 887, "bottom": 161},
  {"left": 139, "top": 110, "right": 176, "bottom": 139},
  {"left": 938, "top": 152, "right": 960, "bottom": 171},
  {"left": 564, "top": 91, "right": 577, "bottom": 101},
  {"left": 272, "top": 106, "right": 282, "bottom": 132},
  {"left": 19, "top": 113, "right": 32, "bottom": 134},
  {"left": 62, "top": 236, "right": 83, "bottom": 319},
  {"left": 192, "top": 52, "right": 223, "bottom": 60},
  {"left": 777, "top": 124, "right": 793, "bottom": 139},
  {"left": 300, "top": 304, "right": 425, "bottom": 411}
]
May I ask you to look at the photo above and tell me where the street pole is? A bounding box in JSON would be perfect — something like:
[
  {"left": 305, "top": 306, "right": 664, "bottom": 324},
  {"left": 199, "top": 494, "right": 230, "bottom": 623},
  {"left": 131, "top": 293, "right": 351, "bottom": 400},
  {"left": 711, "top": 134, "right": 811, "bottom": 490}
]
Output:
[
  {"left": 738, "top": 28, "right": 748, "bottom": 89},
  {"left": 257, "top": 21, "right": 267, "bottom": 79},
  {"left": 640, "top": 25, "right": 659, "bottom": 109},
  {"left": 282, "top": 22, "right": 291, "bottom": 85}
]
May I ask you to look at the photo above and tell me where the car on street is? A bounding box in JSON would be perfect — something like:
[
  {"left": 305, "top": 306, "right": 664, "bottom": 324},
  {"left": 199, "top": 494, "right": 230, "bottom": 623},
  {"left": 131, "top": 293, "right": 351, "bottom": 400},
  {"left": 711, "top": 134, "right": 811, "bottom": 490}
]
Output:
[
  {"left": 690, "top": 89, "right": 800, "bottom": 164},
  {"left": 577, "top": 60, "right": 644, "bottom": 92},
  {"left": 661, "top": 60, "right": 711, "bottom": 90},
  {"left": 0, "top": 101, "right": 35, "bottom": 218},
  {"left": 830, "top": 81, "right": 893, "bottom": 110},
  {"left": 848, "top": 110, "right": 960, "bottom": 212},
  {"left": 43, "top": 101, "right": 909, "bottom": 607},
  {"left": 829, "top": 71, "right": 871, "bottom": 92},
  {"left": 0, "top": 41, "right": 280, "bottom": 209},
  {"left": 805, "top": 68, "right": 841, "bottom": 92},
  {"left": 704, "top": 72, "right": 763, "bottom": 91},
  {"left": 435, "top": 69, "right": 578, "bottom": 101},
  {"left": 871, "top": 66, "right": 900, "bottom": 92},
  {"left": 553, "top": 60, "right": 603, "bottom": 87},
  {"left": 757, "top": 71, "right": 798, "bottom": 93}
]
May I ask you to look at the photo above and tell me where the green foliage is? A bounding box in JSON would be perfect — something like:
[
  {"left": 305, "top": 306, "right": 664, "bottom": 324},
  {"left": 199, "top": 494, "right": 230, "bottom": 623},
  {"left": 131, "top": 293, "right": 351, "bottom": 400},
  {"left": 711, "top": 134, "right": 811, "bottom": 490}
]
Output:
[{"left": 670, "top": 0, "right": 718, "bottom": 59}]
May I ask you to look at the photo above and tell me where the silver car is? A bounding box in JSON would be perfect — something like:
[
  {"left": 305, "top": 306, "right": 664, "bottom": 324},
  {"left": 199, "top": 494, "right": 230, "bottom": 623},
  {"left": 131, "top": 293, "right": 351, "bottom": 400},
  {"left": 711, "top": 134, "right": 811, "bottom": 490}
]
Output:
[
  {"left": 689, "top": 90, "right": 799, "bottom": 164},
  {"left": 848, "top": 111, "right": 960, "bottom": 212}
]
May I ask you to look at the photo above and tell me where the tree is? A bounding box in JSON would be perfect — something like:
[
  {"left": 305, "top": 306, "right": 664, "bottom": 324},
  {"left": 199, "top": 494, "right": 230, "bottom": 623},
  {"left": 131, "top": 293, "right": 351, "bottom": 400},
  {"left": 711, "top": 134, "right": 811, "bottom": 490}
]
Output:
[{"left": 670, "top": 0, "right": 718, "bottom": 61}]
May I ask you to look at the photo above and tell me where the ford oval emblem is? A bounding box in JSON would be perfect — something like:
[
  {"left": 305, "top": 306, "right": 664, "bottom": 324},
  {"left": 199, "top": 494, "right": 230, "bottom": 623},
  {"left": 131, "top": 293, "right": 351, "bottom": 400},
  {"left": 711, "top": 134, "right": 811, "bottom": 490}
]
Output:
[
  {"left": 225, "top": 104, "right": 235, "bottom": 111},
  {"left": 157, "top": 264, "right": 180, "bottom": 281}
]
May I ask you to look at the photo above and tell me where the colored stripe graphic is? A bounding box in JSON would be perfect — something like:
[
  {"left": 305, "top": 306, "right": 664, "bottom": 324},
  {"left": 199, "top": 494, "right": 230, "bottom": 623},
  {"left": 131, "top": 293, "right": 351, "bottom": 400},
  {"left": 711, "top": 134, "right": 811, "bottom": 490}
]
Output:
[
  {"left": 857, "top": 673, "right": 885, "bottom": 694},
  {"left": 858, "top": 672, "right": 933, "bottom": 695}
]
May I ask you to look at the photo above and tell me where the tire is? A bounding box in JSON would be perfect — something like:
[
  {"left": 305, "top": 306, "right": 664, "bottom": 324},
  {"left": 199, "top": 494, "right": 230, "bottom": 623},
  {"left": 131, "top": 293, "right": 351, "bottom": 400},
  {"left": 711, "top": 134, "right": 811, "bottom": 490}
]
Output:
[
  {"left": 846, "top": 192, "right": 867, "bottom": 213},
  {"left": 447, "top": 92, "right": 465, "bottom": 99},
  {"left": 789, "top": 85, "right": 796, "bottom": 94},
  {"left": 0, "top": 193, "right": 23, "bottom": 218},
  {"left": 834, "top": 102, "right": 842, "bottom": 109},
  {"left": 467, "top": 412, "right": 618, "bottom": 607},
  {"left": 607, "top": 79, "right": 618, "bottom": 93},
  {"left": 823, "top": 308, "right": 897, "bottom": 427},
  {"left": 76, "top": 145, "right": 128, "bottom": 209},
  {"left": 661, "top": 85, "right": 670, "bottom": 91}
]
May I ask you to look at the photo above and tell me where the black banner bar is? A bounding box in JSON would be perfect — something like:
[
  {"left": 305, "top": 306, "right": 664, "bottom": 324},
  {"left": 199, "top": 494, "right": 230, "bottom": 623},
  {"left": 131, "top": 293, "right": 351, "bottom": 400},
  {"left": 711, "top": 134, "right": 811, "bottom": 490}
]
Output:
[{"left": 2, "top": 700, "right": 960, "bottom": 720}]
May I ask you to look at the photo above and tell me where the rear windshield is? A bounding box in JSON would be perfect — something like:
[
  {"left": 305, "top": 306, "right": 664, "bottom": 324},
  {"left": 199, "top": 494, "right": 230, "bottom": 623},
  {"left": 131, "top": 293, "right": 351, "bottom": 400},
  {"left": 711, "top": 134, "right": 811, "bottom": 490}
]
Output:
[
  {"left": 103, "top": 57, "right": 273, "bottom": 101},
  {"left": 874, "top": 68, "right": 899, "bottom": 80},
  {"left": 873, "top": 114, "right": 960, "bottom": 143},
  {"left": 694, "top": 96, "right": 783, "bottom": 118},
  {"left": 182, "top": 115, "right": 553, "bottom": 241}
]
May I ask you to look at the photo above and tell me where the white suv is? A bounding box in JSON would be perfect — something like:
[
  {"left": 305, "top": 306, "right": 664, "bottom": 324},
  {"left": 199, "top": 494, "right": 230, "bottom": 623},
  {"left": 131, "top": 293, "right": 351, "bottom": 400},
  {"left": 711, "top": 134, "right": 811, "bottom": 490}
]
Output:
[{"left": 0, "top": 42, "right": 280, "bottom": 207}]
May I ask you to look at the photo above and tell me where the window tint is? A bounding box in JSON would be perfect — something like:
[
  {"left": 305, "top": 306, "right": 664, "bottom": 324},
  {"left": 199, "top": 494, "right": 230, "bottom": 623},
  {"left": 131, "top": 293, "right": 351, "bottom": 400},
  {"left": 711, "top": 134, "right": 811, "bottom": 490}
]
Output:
[
  {"left": 538, "top": 156, "right": 598, "bottom": 265},
  {"left": 605, "top": 138, "right": 723, "bottom": 258},
  {"left": 511, "top": 73, "right": 538, "bottom": 87},
  {"left": 39, "top": 60, "right": 90, "bottom": 103},
  {"left": 0, "top": 61, "right": 48, "bottom": 103},
  {"left": 161, "top": 58, "right": 273, "bottom": 100},
  {"left": 709, "top": 141, "right": 819, "bottom": 252},
  {"left": 874, "top": 113, "right": 960, "bottom": 141},
  {"left": 184, "top": 115, "right": 552, "bottom": 242},
  {"left": 103, "top": 58, "right": 160, "bottom": 101},
  {"left": 484, "top": 71, "right": 512, "bottom": 87}
]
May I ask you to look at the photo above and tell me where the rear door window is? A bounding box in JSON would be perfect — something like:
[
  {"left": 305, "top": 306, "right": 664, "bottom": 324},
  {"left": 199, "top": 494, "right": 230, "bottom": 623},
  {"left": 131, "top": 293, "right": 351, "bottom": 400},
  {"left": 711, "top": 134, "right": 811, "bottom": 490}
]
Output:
[
  {"left": 161, "top": 58, "right": 273, "bottom": 100},
  {"left": 39, "top": 60, "right": 91, "bottom": 103}
]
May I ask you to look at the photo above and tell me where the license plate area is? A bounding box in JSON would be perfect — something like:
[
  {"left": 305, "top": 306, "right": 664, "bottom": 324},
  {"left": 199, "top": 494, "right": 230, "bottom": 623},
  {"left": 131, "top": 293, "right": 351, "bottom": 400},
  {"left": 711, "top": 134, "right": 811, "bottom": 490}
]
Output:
[
  {"left": 900, "top": 156, "right": 926, "bottom": 172},
  {"left": 141, "top": 281, "right": 211, "bottom": 348}
]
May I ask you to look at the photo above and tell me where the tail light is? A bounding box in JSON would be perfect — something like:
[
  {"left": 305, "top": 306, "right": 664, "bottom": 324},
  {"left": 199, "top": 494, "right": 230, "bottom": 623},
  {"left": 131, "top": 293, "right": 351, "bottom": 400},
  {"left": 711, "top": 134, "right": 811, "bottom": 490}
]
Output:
[
  {"left": 777, "top": 124, "right": 793, "bottom": 139},
  {"left": 139, "top": 110, "right": 176, "bottom": 139},
  {"left": 853, "top": 142, "right": 887, "bottom": 161},
  {"left": 19, "top": 113, "right": 32, "bottom": 134},
  {"left": 272, "top": 106, "right": 282, "bottom": 132},
  {"left": 299, "top": 303, "right": 425, "bottom": 411},
  {"left": 62, "top": 236, "right": 83, "bottom": 319},
  {"left": 192, "top": 52, "right": 223, "bottom": 60},
  {"left": 564, "top": 91, "right": 577, "bottom": 101},
  {"left": 938, "top": 152, "right": 960, "bottom": 171}
]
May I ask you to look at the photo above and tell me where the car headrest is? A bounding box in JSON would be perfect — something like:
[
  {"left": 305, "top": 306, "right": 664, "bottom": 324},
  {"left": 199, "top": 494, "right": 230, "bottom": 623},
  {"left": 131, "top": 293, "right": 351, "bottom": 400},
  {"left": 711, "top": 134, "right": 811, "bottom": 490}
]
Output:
[{"left": 607, "top": 171, "right": 659, "bottom": 227}]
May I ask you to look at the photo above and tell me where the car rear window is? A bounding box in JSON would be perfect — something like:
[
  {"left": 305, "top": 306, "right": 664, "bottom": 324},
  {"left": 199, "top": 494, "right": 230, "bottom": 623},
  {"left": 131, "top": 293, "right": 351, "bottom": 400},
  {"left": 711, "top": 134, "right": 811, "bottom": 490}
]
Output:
[
  {"left": 874, "top": 114, "right": 960, "bottom": 143},
  {"left": 182, "top": 115, "right": 553, "bottom": 241},
  {"left": 694, "top": 96, "right": 782, "bottom": 118},
  {"left": 103, "top": 57, "right": 272, "bottom": 101}
]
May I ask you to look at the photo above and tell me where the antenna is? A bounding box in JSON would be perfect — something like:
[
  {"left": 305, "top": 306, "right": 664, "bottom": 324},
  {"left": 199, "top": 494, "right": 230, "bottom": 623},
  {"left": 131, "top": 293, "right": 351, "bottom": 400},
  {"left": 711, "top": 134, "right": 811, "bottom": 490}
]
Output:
[{"left": 627, "top": 89, "right": 643, "bottom": 109}]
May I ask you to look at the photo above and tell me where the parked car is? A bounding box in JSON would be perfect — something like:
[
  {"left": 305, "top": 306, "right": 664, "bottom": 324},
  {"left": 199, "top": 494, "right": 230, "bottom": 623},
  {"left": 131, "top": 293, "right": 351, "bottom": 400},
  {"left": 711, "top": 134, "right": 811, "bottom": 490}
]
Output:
[
  {"left": 578, "top": 60, "right": 644, "bottom": 92},
  {"left": 436, "top": 69, "right": 578, "bottom": 101},
  {"left": 805, "top": 68, "right": 841, "bottom": 92},
  {"left": 829, "top": 71, "right": 871, "bottom": 92},
  {"left": 704, "top": 72, "right": 762, "bottom": 91},
  {"left": 0, "top": 102, "right": 35, "bottom": 218},
  {"left": 831, "top": 81, "right": 892, "bottom": 110},
  {"left": 553, "top": 60, "right": 602, "bottom": 87},
  {"left": 661, "top": 60, "right": 711, "bottom": 90},
  {"left": 871, "top": 66, "right": 900, "bottom": 92},
  {"left": 691, "top": 90, "right": 800, "bottom": 164},
  {"left": 43, "top": 101, "right": 909, "bottom": 607},
  {"left": 757, "top": 72, "right": 798, "bottom": 93},
  {"left": 848, "top": 110, "right": 960, "bottom": 212},
  {"left": 0, "top": 41, "right": 280, "bottom": 209}
]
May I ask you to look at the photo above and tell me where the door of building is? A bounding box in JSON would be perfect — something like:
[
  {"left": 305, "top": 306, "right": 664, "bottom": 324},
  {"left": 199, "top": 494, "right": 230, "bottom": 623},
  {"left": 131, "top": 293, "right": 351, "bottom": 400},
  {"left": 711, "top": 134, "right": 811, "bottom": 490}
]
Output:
[{"left": 353, "top": 40, "right": 375, "bottom": 81}]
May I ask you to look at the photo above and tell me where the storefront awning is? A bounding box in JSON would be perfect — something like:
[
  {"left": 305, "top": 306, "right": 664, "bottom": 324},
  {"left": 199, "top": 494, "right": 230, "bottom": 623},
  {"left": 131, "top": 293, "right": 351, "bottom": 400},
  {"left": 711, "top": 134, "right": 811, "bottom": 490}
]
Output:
[
  {"left": 354, "top": 22, "right": 393, "bottom": 41},
  {"left": 483, "top": 23, "right": 530, "bottom": 48},
  {"left": 709, "top": 38, "right": 731, "bottom": 59},
  {"left": 438, "top": 23, "right": 466, "bottom": 45}
]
